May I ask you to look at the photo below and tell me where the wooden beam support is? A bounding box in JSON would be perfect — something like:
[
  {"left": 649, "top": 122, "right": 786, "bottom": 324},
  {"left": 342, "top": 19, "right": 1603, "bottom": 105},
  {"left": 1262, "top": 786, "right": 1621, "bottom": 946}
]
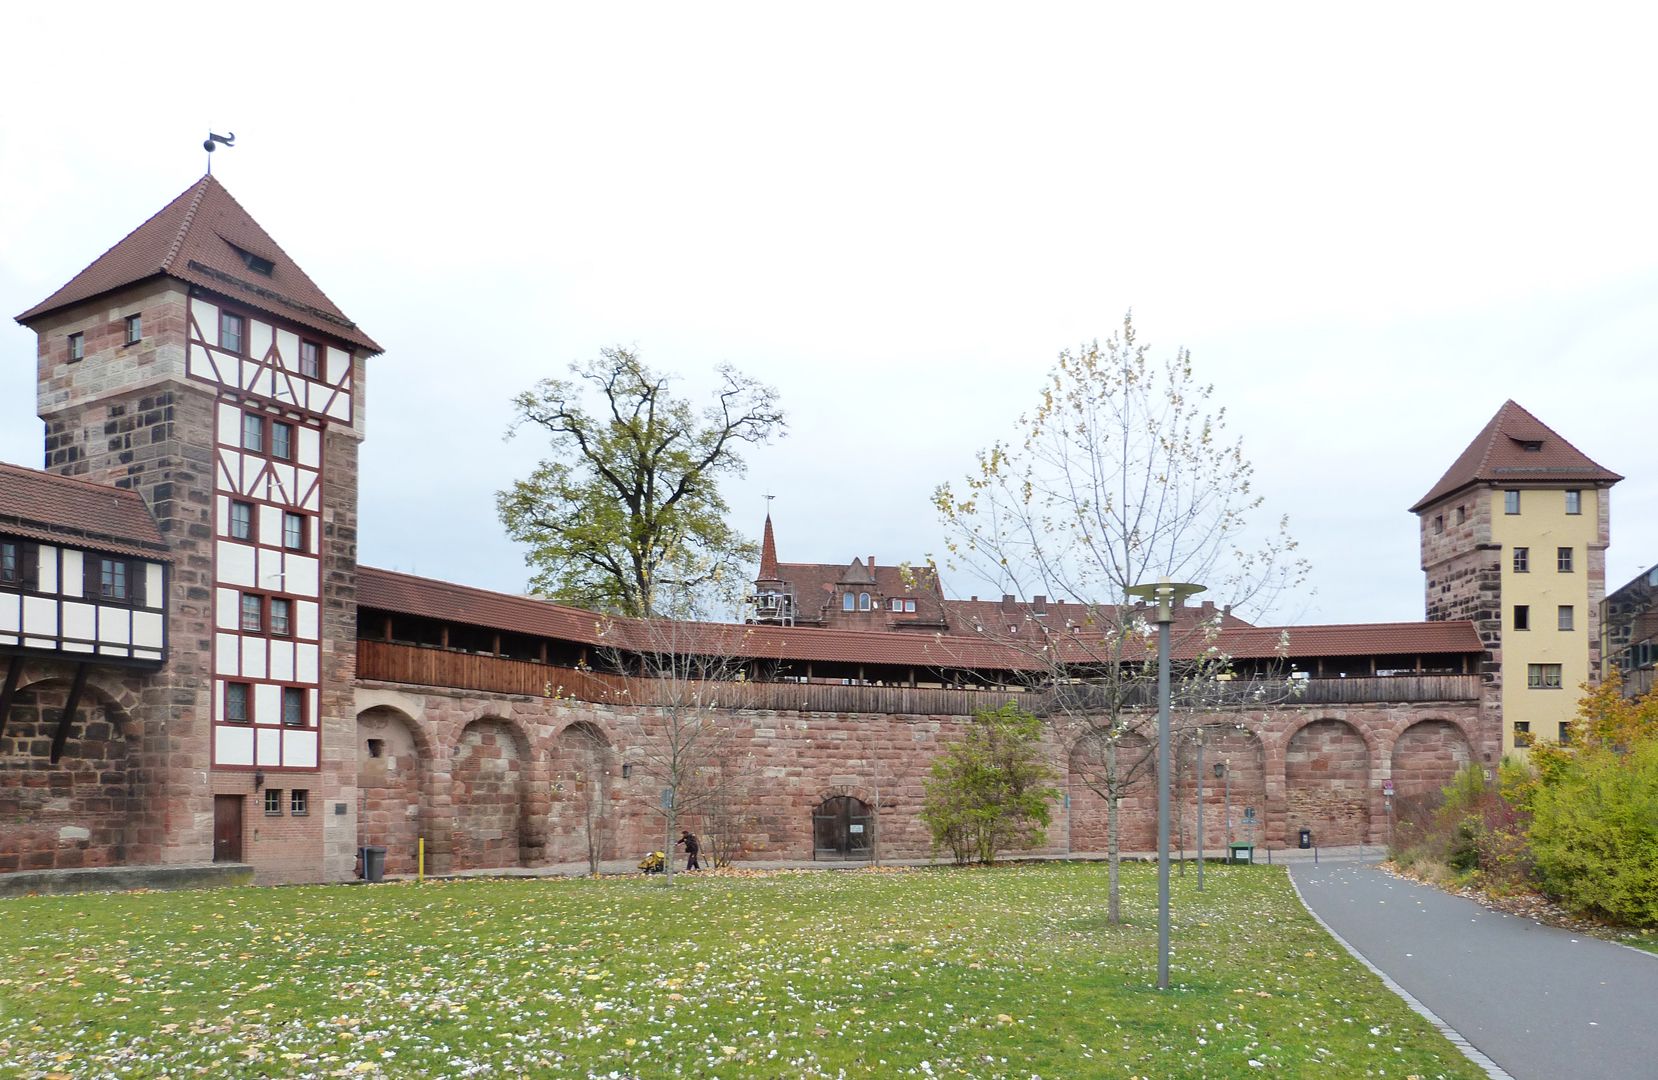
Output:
[
  {"left": 49, "top": 663, "right": 90, "bottom": 764},
  {"left": 0, "top": 654, "right": 22, "bottom": 741}
]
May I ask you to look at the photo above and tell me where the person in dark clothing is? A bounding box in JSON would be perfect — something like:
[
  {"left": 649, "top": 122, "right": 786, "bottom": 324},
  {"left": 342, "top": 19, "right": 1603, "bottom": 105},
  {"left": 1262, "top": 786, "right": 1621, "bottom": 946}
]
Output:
[{"left": 676, "top": 830, "right": 700, "bottom": 871}]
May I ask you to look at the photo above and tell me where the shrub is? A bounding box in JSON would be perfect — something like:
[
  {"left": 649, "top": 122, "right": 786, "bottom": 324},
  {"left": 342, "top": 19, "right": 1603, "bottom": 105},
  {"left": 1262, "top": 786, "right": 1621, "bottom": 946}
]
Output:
[
  {"left": 1529, "top": 738, "right": 1658, "bottom": 927},
  {"left": 920, "top": 702, "right": 1059, "bottom": 865}
]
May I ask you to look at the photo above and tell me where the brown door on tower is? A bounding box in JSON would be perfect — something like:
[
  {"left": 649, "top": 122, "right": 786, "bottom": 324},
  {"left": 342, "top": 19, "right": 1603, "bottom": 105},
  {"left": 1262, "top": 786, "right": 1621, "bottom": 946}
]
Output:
[{"left": 213, "top": 795, "right": 244, "bottom": 862}]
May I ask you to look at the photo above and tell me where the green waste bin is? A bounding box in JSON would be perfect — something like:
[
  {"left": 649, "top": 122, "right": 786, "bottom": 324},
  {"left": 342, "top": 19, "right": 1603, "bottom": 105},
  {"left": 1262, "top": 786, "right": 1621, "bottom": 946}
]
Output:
[{"left": 1227, "top": 842, "right": 1254, "bottom": 865}]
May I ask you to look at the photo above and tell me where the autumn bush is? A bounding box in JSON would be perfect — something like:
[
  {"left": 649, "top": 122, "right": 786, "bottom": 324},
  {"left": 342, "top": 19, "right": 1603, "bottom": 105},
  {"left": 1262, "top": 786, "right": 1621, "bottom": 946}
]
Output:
[
  {"left": 1390, "top": 762, "right": 1531, "bottom": 891},
  {"left": 919, "top": 702, "right": 1059, "bottom": 865},
  {"left": 1529, "top": 737, "right": 1658, "bottom": 926}
]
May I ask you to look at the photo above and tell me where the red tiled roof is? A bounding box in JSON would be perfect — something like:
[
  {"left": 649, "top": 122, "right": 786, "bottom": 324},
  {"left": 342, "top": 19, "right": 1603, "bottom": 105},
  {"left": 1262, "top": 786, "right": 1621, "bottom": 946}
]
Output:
[
  {"left": 1411, "top": 400, "right": 1621, "bottom": 512},
  {"left": 16, "top": 175, "right": 381, "bottom": 354},
  {"left": 941, "top": 596, "right": 1254, "bottom": 636},
  {"left": 358, "top": 566, "right": 1482, "bottom": 671},
  {"left": 773, "top": 558, "right": 951, "bottom": 627},
  {"left": 0, "top": 463, "right": 170, "bottom": 561}
]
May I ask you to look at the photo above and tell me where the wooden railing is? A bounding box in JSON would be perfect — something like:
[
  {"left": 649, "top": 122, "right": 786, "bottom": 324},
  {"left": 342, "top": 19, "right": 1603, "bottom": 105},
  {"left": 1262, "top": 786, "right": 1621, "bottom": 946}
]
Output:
[{"left": 357, "top": 640, "right": 1483, "bottom": 714}]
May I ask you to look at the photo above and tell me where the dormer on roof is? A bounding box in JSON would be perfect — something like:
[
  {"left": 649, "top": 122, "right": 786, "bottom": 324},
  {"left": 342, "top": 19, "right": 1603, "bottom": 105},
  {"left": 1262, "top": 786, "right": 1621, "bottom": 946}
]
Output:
[
  {"left": 16, "top": 174, "right": 381, "bottom": 354},
  {"left": 1410, "top": 400, "right": 1621, "bottom": 513}
]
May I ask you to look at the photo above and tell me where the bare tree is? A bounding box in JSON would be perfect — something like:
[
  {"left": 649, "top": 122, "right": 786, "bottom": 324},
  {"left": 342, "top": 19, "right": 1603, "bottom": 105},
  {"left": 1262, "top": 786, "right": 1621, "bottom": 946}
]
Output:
[
  {"left": 555, "top": 722, "right": 612, "bottom": 875},
  {"left": 596, "top": 615, "right": 756, "bottom": 884},
  {"left": 935, "top": 313, "right": 1307, "bottom": 922}
]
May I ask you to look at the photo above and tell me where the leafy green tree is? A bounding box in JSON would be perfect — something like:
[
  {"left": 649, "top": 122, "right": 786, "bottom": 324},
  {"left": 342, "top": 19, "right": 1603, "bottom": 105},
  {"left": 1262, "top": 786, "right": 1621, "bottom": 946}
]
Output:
[
  {"left": 920, "top": 702, "right": 1060, "bottom": 865},
  {"left": 499, "top": 347, "right": 785, "bottom": 617}
]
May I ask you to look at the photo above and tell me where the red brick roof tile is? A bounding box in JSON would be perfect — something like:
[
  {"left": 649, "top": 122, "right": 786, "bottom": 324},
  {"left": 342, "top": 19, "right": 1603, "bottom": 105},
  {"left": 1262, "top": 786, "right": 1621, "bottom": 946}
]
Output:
[
  {"left": 16, "top": 175, "right": 381, "bottom": 354},
  {"left": 359, "top": 566, "right": 1482, "bottom": 672},
  {"left": 1411, "top": 400, "right": 1621, "bottom": 512},
  {"left": 0, "top": 463, "right": 170, "bottom": 561}
]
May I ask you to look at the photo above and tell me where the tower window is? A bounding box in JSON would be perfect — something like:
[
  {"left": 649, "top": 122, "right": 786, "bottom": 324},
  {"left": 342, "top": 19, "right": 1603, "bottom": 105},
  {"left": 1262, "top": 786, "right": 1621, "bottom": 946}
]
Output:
[
  {"left": 858, "top": 592, "right": 870, "bottom": 611},
  {"left": 225, "top": 682, "right": 251, "bottom": 722},
  {"left": 240, "top": 593, "right": 264, "bottom": 632},
  {"left": 283, "top": 512, "right": 307, "bottom": 552},
  {"left": 68, "top": 332, "right": 84, "bottom": 363},
  {"left": 1527, "top": 663, "right": 1563, "bottom": 689},
  {"left": 229, "top": 501, "right": 254, "bottom": 541},
  {"left": 0, "top": 541, "right": 18, "bottom": 587},
  {"left": 366, "top": 739, "right": 385, "bottom": 758},
  {"left": 1558, "top": 605, "right": 1574, "bottom": 631},
  {"left": 270, "top": 597, "right": 292, "bottom": 637},
  {"left": 271, "top": 421, "right": 293, "bottom": 461},
  {"left": 282, "top": 687, "right": 306, "bottom": 727},
  {"left": 1513, "top": 721, "right": 1532, "bottom": 746},
  {"left": 299, "top": 340, "right": 322, "bottom": 379},
  {"left": 220, "top": 312, "right": 245, "bottom": 354},
  {"left": 1513, "top": 547, "right": 1529, "bottom": 573},
  {"left": 1557, "top": 547, "right": 1574, "bottom": 573},
  {"left": 1433, "top": 515, "right": 1444, "bottom": 534},
  {"left": 842, "top": 592, "right": 855, "bottom": 612},
  {"left": 125, "top": 313, "right": 142, "bottom": 345},
  {"left": 1504, "top": 490, "right": 1520, "bottom": 515},
  {"left": 1565, "top": 489, "right": 1581, "bottom": 515},
  {"left": 241, "top": 413, "right": 263, "bottom": 453},
  {"left": 1514, "top": 605, "right": 1529, "bottom": 631},
  {"left": 1457, "top": 506, "right": 1467, "bottom": 524}
]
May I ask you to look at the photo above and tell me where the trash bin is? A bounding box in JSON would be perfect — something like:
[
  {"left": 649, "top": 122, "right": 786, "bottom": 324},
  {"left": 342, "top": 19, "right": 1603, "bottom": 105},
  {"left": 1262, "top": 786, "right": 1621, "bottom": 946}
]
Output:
[
  {"left": 360, "top": 845, "right": 387, "bottom": 883},
  {"left": 1298, "top": 828, "right": 1312, "bottom": 850},
  {"left": 1227, "top": 842, "right": 1254, "bottom": 864}
]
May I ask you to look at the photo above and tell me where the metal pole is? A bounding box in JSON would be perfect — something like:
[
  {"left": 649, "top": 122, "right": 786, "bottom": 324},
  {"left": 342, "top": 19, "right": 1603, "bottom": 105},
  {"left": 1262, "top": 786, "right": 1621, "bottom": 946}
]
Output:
[
  {"left": 1156, "top": 612, "right": 1172, "bottom": 990},
  {"left": 1195, "top": 735, "right": 1205, "bottom": 891},
  {"left": 1223, "top": 766, "right": 1231, "bottom": 850}
]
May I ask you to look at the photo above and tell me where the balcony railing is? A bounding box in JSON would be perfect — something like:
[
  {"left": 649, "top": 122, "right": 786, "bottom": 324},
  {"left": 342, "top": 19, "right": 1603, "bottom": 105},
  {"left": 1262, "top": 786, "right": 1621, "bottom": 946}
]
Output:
[{"left": 357, "top": 640, "right": 1483, "bottom": 714}]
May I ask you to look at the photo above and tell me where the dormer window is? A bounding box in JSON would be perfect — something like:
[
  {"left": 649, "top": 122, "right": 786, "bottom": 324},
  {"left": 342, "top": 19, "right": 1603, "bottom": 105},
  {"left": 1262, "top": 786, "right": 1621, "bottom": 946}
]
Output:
[
  {"left": 843, "top": 592, "right": 855, "bottom": 612},
  {"left": 229, "top": 241, "right": 275, "bottom": 277},
  {"left": 858, "top": 592, "right": 870, "bottom": 611},
  {"left": 1519, "top": 440, "right": 1543, "bottom": 452}
]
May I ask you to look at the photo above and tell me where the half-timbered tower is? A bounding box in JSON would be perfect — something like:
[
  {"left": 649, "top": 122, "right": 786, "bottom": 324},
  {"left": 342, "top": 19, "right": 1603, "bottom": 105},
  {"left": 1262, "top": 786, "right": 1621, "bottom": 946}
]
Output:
[{"left": 12, "top": 175, "right": 380, "bottom": 881}]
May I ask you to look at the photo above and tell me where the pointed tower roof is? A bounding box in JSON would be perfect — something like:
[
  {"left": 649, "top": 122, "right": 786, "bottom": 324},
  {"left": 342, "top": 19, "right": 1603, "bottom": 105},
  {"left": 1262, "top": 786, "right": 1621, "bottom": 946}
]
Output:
[
  {"left": 838, "top": 557, "right": 876, "bottom": 585},
  {"left": 16, "top": 175, "right": 381, "bottom": 354},
  {"left": 1410, "top": 400, "right": 1621, "bottom": 512},
  {"left": 757, "top": 513, "right": 780, "bottom": 581}
]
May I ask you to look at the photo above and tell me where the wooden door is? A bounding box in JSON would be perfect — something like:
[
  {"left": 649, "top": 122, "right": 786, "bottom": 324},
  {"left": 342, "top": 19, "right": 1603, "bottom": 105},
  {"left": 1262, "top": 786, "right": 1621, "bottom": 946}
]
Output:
[{"left": 213, "top": 795, "right": 243, "bottom": 862}]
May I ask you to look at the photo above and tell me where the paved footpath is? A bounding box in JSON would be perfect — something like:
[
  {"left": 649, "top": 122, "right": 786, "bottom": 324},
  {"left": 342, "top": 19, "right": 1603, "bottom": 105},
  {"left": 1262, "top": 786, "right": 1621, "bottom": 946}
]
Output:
[{"left": 1290, "top": 860, "right": 1658, "bottom": 1080}]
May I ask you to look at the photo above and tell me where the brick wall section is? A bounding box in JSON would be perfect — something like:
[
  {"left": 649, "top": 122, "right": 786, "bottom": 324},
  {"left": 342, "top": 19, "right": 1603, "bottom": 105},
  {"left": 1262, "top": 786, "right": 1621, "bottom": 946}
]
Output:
[
  {"left": 1389, "top": 719, "right": 1472, "bottom": 797},
  {"left": 354, "top": 683, "right": 1485, "bottom": 872},
  {"left": 318, "top": 424, "right": 363, "bottom": 881},
  {"left": 1420, "top": 490, "right": 1504, "bottom": 744},
  {"left": 0, "top": 667, "right": 146, "bottom": 872},
  {"left": 451, "top": 720, "right": 529, "bottom": 870},
  {"left": 356, "top": 707, "right": 425, "bottom": 876},
  {"left": 40, "top": 367, "right": 220, "bottom": 868}
]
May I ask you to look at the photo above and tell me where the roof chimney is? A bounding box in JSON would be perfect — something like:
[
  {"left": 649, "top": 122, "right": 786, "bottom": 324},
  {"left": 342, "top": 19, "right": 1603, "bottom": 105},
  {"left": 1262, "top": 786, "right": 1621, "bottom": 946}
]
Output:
[
  {"left": 1033, "top": 595, "right": 1047, "bottom": 611},
  {"left": 868, "top": 555, "right": 876, "bottom": 572}
]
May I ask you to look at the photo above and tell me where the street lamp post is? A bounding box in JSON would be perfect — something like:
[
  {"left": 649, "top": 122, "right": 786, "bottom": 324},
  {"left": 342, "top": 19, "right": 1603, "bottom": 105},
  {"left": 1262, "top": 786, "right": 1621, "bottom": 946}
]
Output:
[
  {"left": 1195, "top": 731, "right": 1205, "bottom": 891},
  {"left": 1215, "top": 760, "right": 1230, "bottom": 855},
  {"left": 1125, "top": 577, "right": 1205, "bottom": 991}
]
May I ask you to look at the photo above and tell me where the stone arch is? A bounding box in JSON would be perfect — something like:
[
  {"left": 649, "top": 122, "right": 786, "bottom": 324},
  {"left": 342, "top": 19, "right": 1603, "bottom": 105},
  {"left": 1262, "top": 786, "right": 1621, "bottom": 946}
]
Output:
[
  {"left": 0, "top": 673, "right": 139, "bottom": 872},
  {"left": 1389, "top": 718, "right": 1473, "bottom": 802},
  {"left": 451, "top": 716, "right": 533, "bottom": 870},
  {"left": 1067, "top": 731, "right": 1157, "bottom": 855},
  {"left": 547, "top": 720, "right": 614, "bottom": 866},
  {"left": 356, "top": 704, "right": 432, "bottom": 876},
  {"left": 1284, "top": 718, "right": 1371, "bottom": 846},
  {"left": 1175, "top": 723, "right": 1267, "bottom": 852}
]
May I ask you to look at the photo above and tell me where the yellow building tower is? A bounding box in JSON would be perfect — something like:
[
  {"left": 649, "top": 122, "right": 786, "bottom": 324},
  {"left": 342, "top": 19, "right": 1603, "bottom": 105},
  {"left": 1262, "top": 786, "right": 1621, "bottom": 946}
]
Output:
[{"left": 1412, "top": 401, "right": 1621, "bottom": 754}]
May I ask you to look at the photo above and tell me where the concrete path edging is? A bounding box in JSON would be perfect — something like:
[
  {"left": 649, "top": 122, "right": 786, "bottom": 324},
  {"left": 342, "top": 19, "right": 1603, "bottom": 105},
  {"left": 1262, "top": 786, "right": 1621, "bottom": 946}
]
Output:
[{"left": 1286, "top": 865, "right": 1513, "bottom": 1080}]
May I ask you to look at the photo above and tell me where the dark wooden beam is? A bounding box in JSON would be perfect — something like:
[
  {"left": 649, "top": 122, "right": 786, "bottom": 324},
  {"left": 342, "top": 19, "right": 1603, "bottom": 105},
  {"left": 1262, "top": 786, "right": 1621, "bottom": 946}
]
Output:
[
  {"left": 49, "top": 663, "right": 89, "bottom": 764},
  {"left": 0, "top": 654, "right": 22, "bottom": 740}
]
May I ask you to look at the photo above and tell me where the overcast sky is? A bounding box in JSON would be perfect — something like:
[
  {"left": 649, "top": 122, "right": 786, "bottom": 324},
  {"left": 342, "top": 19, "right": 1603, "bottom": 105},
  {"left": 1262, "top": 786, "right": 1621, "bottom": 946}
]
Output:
[{"left": 3, "top": 4, "right": 1654, "bottom": 627}]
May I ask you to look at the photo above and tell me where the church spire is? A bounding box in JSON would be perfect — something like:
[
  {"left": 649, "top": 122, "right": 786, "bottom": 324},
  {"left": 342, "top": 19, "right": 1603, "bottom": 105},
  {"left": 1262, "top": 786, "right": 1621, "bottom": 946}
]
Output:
[{"left": 758, "top": 512, "right": 779, "bottom": 582}]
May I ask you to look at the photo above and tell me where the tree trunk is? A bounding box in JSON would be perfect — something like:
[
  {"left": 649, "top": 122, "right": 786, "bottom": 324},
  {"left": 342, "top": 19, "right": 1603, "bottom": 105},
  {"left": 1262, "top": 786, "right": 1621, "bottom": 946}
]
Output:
[{"left": 1108, "top": 793, "right": 1122, "bottom": 925}]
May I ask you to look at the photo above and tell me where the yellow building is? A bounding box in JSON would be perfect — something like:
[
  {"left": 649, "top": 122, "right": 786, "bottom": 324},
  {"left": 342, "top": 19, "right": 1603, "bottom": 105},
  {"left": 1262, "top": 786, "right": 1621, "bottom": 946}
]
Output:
[{"left": 1412, "top": 401, "right": 1621, "bottom": 754}]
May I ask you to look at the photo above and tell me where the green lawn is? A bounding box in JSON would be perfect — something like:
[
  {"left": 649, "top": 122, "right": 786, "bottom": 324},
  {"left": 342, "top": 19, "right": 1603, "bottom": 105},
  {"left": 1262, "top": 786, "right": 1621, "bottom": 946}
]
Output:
[{"left": 0, "top": 863, "right": 1482, "bottom": 1079}]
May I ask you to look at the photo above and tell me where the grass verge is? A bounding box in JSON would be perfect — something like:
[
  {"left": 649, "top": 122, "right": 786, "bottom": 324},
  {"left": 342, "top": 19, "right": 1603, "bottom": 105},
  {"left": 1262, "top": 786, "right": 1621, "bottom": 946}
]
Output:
[{"left": 0, "top": 862, "right": 1485, "bottom": 1078}]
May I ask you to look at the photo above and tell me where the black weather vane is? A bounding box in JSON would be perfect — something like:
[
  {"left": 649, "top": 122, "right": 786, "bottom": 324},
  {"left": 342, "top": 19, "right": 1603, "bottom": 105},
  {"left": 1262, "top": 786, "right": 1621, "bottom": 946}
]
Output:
[{"left": 203, "top": 131, "right": 235, "bottom": 174}]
